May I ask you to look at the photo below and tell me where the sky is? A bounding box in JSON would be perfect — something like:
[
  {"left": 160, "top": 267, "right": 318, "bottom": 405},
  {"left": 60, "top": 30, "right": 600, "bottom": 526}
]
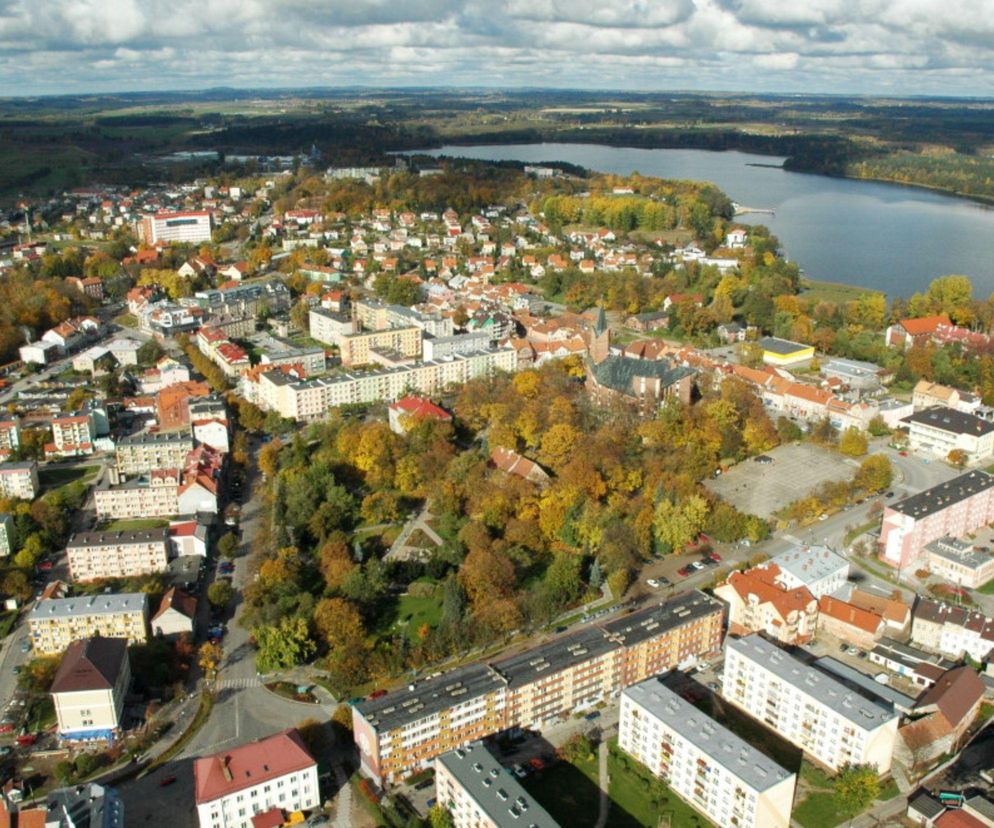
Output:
[{"left": 2, "top": 0, "right": 994, "bottom": 97}]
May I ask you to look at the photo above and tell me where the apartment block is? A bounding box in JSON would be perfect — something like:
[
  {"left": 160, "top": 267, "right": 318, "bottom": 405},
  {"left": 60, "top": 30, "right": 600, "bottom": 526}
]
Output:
[
  {"left": 0, "top": 513, "right": 13, "bottom": 556},
  {"left": 246, "top": 349, "right": 518, "bottom": 422},
  {"left": 66, "top": 528, "right": 170, "bottom": 582},
  {"left": 115, "top": 432, "right": 194, "bottom": 475},
  {"left": 768, "top": 545, "right": 849, "bottom": 598},
  {"left": 879, "top": 471, "right": 994, "bottom": 570},
  {"left": 434, "top": 742, "right": 559, "bottom": 828},
  {"left": 911, "top": 598, "right": 994, "bottom": 662},
  {"left": 0, "top": 461, "right": 39, "bottom": 500},
  {"left": 47, "top": 412, "right": 95, "bottom": 458},
  {"left": 354, "top": 591, "right": 724, "bottom": 785},
  {"left": 903, "top": 406, "right": 994, "bottom": 463},
  {"left": 51, "top": 637, "right": 131, "bottom": 741},
  {"left": 28, "top": 593, "right": 149, "bottom": 655},
  {"left": 620, "top": 677, "right": 796, "bottom": 828},
  {"left": 336, "top": 326, "right": 422, "bottom": 366},
  {"left": 722, "top": 635, "right": 899, "bottom": 774},
  {"left": 139, "top": 210, "right": 212, "bottom": 245},
  {"left": 0, "top": 417, "right": 21, "bottom": 459},
  {"left": 194, "top": 729, "right": 319, "bottom": 828},
  {"left": 308, "top": 307, "right": 353, "bottom": 345},
  {"left": 714, "top": 565, "right": 818, "bottom": 645}
]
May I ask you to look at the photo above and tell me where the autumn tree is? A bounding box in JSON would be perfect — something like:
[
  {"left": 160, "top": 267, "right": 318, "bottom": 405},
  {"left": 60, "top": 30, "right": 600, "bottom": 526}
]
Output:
[
  {"left": 254, "top": 616, "right": 316, "bottom": 673},
  {"left": 319, "top": 534, "right": 356, "bottom": 592},
  {"left": 198, "top": 642, "right": 223, "bottom": 679},
  {"left": 948, "top": 449, "right": 969, "bottom": 469},
  {"left": 207, "top": 580, "right": 234, "bottom": 609},
  {"left": 832, "top": 764, "right": 880, "bottom": 814},
  {"left": 653, "top": 495, "right": 709, "bottom": 553},
  {"left": 838, "top": 427, "right": 868, "bottom": 457},
  {"left": 855, "top": 455, "right": 892, "bottom": 492},
  {"left": 258, "top": 439, "right": 283, "bottom": 478}
]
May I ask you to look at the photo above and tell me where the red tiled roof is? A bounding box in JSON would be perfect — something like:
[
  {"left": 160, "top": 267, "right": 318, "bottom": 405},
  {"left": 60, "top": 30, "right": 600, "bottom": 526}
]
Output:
[
  {"left": 935, "top": 810, "right": 987, "bottom": 828},
  {"left": 725, "top": 565, "right": 816, "bottom": 619},
  {"left": 153, "top": 587, "right": 197, "bottom": 623},
  {"left": 251, "top": 809, "right": 285, "bottom": 828},
  {"left": 899, "top": 314, "right": 951, "bottom": 335},
  {"left": 389, "top": 396, "right": 451, "bottom": 421},
  {"left": 916, "top": 666, "right": 985, "bottom": 727},
  {"left": 194, "top": 729, "right": 315, "bottom": 804},
  {"left": 818, "top": 596, "right": 884, "bottom": 634}
]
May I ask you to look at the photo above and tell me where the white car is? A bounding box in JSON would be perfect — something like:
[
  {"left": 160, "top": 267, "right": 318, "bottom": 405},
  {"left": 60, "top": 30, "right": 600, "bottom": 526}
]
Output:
[{"left": 646, "top": 578, "right": 661, "bottom": 588}]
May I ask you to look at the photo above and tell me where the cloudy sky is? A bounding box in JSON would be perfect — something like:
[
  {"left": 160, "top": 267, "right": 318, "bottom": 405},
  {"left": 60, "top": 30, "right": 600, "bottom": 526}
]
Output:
[{"left": 1, "top": 0, "right": 993, "bottom": 97}]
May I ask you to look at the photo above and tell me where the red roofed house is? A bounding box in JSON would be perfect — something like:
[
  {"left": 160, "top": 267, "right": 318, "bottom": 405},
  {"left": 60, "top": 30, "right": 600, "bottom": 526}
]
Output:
[
  {"left": 194, "top": 728, "right": 319, "bottom": 828},
  {"left": 387, "top": 396, "right": 452, "bottom": 435},
  {"left": 489, "top": 446, "right": 550, "bottom": 486},
  {"left": 817, "top": 595, "right": 886, "bottom": 650},
  {"left": 714, "top": 565, "right": 818, "bottom": 645},
  {"left": 885, "top": 315, "right": 952, "bottom": 350},
  {"left": 251, "top": 809, "right": 285, "bottom": 828},
  {"left": 169, "top": 520, "right": 208, "bottom": 557}
]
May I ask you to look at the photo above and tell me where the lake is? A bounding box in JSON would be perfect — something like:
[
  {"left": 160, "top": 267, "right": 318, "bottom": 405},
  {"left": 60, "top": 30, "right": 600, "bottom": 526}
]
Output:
[{"left": 417, "top": 143, "right": 994, "bottom": 298}]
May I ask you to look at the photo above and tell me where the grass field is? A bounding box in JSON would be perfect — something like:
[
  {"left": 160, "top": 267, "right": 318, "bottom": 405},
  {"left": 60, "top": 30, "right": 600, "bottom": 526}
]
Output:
[
  {"left": 100, "top": 518, "right": 170, "bottom": 532},
  {"left": 608, "top": 747, "right": 714, "bottom": 828},
  {"left": 523, "top": 751, "right": 601, "bottom": 826},
  {"left": 38, "top": 465, "right": 100, "bottom": 488},
  {"left": 391, "top": 593, "right": 444, "bottom": 643},
  {"left": 793, "top": 764, "right": 899, "bottom": 828},
  {"left": 799, "top": 278, "right": 884, "bottom": 304}
]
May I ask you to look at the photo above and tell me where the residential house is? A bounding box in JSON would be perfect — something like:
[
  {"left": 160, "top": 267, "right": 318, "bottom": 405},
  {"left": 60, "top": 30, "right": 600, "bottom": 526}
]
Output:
[
  {"left": 817, "top": 596, "right": 885, "bottom": 650},
  {"left": 194, "top": 729, "right": 319, "bottom": 828},
  {"left": 847, "top": 588, "right": 911, "bottom": 635},
  {"left": 912, "top": 599, "right": 994, "bottom": 662},
  {"left": 903, "top": 406, "right": 994, "bottom": 463},
  {"left": 0, "top": 417, "right": 20, "bottom": 460},
  {"left": 0, "top": 462, "right": 39, "bottom": 500},
  {"left": 885, "top": 315, "right": 952, "bottom": 350},
  {"left": 769, "top": 545, "right": 849, "bottom": 598},
  {"left": 387, "top": 396, "right": 452, "bottom": 435},
  {"left": 51, "top": 637, "right": 131, "bottom": 741},
  {"left": 489, "top": 447, "right": 550, "bottom": 486},
  {"left": 151, "top": 588, "right": 196, "bottom": 638},
  {"left": 714, "top": 565, "right": 818, "bottom": 645},
  {"left": 66, "top": 528, "right": 170, "bottom": 582}
]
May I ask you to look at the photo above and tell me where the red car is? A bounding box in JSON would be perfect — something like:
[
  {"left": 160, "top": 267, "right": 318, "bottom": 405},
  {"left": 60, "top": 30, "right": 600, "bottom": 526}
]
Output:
[
  {"left": 707, "top": 551, "right": 721, "bottom": 562},
  {"left": 37, "top": 561, "right": 53, "bottom": 571},
  {"left": 369, "top": 689, "right": 387, "bottom": 700},
  {"left": 899, "top": 450, "right": 908, "bottom": 456},
  {"left": 678, "top": 566, "right": 692, "bottom": 577},
  {"left": 15, "top": 733, "right": 36, "bottom": 747},
  {"left": 0, "top": 721, "right": 14, "bottom": 735}
]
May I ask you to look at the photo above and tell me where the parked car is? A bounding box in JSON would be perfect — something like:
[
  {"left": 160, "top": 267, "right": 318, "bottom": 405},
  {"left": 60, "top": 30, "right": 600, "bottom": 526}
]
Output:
[
  {"left": 678, "top": 566, "right": 692, "bottom": 578},
  {"left": 37, "top": 561, "right": 53, "bottom": 571},
  {"left": 15, "top": 733, "right": 35, "bottom": 747},
  {"left": 512, "top": 764, "right": 529, "bottom": 779},
  {"left": 753, "top": 455, "right": 773, "bottom": 464},
  {"left": 368, "top": 689, "right": 387, "bottom": 700},
  {"left": 306, "top": 816, "right": 329, "bottom": 827},
  {"left": 707, "top": 550, "right": 722, "bottom": 562},
  {"left": 646, "top": 578, "right": 661, "bottom": 589},
  {"left": 0, "top": 721, "right": 15, "bottom": 734}
]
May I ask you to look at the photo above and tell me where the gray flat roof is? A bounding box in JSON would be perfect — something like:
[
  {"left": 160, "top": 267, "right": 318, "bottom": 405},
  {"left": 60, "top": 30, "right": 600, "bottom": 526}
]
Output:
[
  {"left": 759, "top": 337, "right": 811, "bottom": 356},
  {"left": 890, "top": 470, "right": 994, "bottom": 520},
  {"left": 30, "top": 592, "right": 148, "bottom": 621},
  {"left": 117, "top": 431, "right": 193, "bottom": 446},
  {"left": 727, "top": 635, "right": 898, "bottom": 730},
  {"left": 770, "top": 545, "right": 848, "bottom": 586},
  {"left": 925, "top": 537, "right": 994, "bottom": 572},
  {"left": 624, "top": 677, "right": 793, "bottom": 792},
  {"left": 67, "top": 528, "right": 169, "bottom": 547},
  {"left": 436, "top": 742, "right": 560, "bottom": 828}
]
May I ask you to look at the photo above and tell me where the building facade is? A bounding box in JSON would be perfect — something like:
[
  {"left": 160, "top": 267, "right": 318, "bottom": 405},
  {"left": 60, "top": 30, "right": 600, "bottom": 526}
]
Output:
[
  {"left": 194, "top": 729, "right": 319, "bottom": 828},
  {"left": 903, "top": 406, "right": 994, "bottom": 462},
  {"left": 879, "top": 471, "right": 994, "bottom": 570},
  {"left": 28, "top": 593, "right": 148, "bottom": 655},
  {"left": 353, "top": 591, "right": 724, "bottom": 786},
  {"left": 768, "top": 545, "right": 849, "bottom": 598},
  {"left": 924, "top": 537, "right": 994, "bottom": 589},
  {"left": 620, "top": 677, "right": 796, "bottom": 828},
  {"left": 0, "top": 513, "right": 13, "bottom": 557},
  {"left": 911, "top": 599, "right": 994, "bottom": 662},
  {"left": 0, "top": 461, "right": 39, "bottom": 500},
  {"left": 51, "top": 637, "right": 131, "bottom": 741},
  {"left": 115, "top": 432, "right": 195, "bottom": 475},
  {"left": 722, "top": 635, "right": 899, "bottom": 773},
  {"left": 139, "top": 210, "right": 213, "bottom": 244},
  {"left": 714, "top": 566, "right": 818, "bottom": 645},
  {"left": 66, "top": 528, "right": 171, "bottom": 582}
]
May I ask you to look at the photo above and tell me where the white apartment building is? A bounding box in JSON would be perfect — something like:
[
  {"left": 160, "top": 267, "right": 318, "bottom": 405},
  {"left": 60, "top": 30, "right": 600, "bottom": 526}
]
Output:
[
  {"left": 620, "top": 678, "right": 796, "bottom": 828},
  {"left": 48, "top": 412, "right": 95, "bottom": 457},
  {"left": 66, "top": 528, "right": 170, "bottom": 582},
  {"left": 0, "top": 417, "right": 21, "bottom": 459},
  {"left": 28, "top": 593, "right": 149, "bottom": 655},
  {"left": 912, "top": 599, "right": 994, "bottom": 662},
  {"left": 115, "top": 432, "right": 194, "bottom": 475},
  {"left": 0, "top": 461, "right": 39, "bottom": 500},
  {"left": 769, "top": 545, "right": 849, "bottom": 598},
  {"left": 245, "top": 349, "right": 518, "bottom": 421},
  {"left": 139, "top": 210, "right": 213, "bottom": 244},
  {"left": 0, "top": 513, "right": 13, "bottom": 556},
  {"left": 903, "top": 406, "right": 994, "bottom": 463},
  {"left": 723, "top": 635, "right": 899, "bottom": 774},
  {"left": 434, "top": 742, "right": 560, "bottom": 828},
  {"left": 194, "top": 729, "right": 319, "bottom": 828}
]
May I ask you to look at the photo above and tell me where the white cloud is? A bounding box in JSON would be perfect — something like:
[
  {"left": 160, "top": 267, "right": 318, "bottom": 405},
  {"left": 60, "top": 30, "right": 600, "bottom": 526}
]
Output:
[{"left": 0, "top": 0, "right": 992, "bottom": 94}]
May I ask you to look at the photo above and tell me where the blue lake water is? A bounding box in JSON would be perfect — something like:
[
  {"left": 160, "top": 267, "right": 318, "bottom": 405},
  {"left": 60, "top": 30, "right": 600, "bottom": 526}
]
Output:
[{"left": 419, "top": 142, "right": 994, "bottom": 298}]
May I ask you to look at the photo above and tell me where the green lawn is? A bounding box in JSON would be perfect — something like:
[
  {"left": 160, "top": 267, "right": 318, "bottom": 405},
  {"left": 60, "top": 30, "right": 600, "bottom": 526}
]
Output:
[
  {"left": 100, "top": 518, "right": 170, "bottom": 532},
  {"left": 793, "top": 763, "right": 899, "bottom": 828},
  {"left": 800, "top": 278, "right": 883, "bottom": 305},
  {"left": 978, "top": 578, "right": 994, "bottom": 595},
  {"left": 0, "top": 611, "right": 17, "bottom": 639},
  {"left": 391, "top": 593, "right": 444, "bottom": 643},
  {"left": 38, "top": 465, "right": 100, "bottom": 488},
  {"left": 608, "top": 747, "right": 714, "bottom": 828}
]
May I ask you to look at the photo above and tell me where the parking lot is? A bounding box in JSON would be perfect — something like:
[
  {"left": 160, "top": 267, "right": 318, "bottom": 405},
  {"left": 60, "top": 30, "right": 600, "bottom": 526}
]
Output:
[{"left": 704, "top": 442, "right": 858, "bottom": 519}]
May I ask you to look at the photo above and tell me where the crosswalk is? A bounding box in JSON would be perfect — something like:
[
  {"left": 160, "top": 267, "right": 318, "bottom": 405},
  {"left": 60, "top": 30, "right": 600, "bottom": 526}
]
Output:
[{"left": 215, "top": 677, "right": 262, "bottom": 689}]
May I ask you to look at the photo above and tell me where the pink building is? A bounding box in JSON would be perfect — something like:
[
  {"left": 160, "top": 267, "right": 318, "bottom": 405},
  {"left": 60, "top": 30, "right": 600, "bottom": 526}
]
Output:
[{"left": 879, "top": 471, "right": 994, "bottom": 571}]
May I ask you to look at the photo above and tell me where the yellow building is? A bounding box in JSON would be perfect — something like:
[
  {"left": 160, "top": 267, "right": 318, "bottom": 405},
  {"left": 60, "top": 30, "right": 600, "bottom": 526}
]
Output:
[
  {"left": 760, "top": 336, "right": 815, "bottom": 367},
  {"left": 28, "top": 593, "right": 149, "bottom": 655}
]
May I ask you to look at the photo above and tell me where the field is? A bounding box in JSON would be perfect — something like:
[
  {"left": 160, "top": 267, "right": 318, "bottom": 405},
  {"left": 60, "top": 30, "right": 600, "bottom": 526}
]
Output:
[
  {"left": 99, "top": 518, "right": 170, "bottom": 532},
  {"left": 38, "top": 464, "right": 100, "bottom": 489},
  {"left": 389, "top": 592, "right": 444, "bottom": 643},
  {"left": 799, "top": 278, "right": 884, "bottom": 305}
]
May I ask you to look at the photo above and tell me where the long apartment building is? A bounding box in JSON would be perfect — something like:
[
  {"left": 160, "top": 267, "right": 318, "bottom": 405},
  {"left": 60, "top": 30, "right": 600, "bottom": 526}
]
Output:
[
  {"left": 434, "top": 742, "right": 560, "bottom": 828},
  {"left": 0, "top": 461, "right": 39, "bottom": 500},
  {"left": 28, "top": 593, "right": 149, "bottom": 655},
  {"left": 244, "top": 348, "right": 518, "bottom": 422},
  {"left": 722, "top": 635, "right": 899, "bottom": 774},
  {"left": 912, "top": 598, "right": 994, "bottom": 662},
  {"left": 903, "top": 406, "right": 994, "bottom": 463},
  {"left": 353, "top": 591, "right": 724, "bottom": 786},
  {"left": 336, "top": 326, "right": 423, "bottom": 366},
  {"left": 115, "top": 431, "right": 195, "bottom": 475},
  {"left": 620, "top": 677, "right": 796, "bottom": 828},
  {"left": 879, "top": 470, "right": 994, "bottom": 570},
  {"left": 66, "top": 528, "right": 170, "bottom": 582},
  {"left": 138, "top": 210, "right": 213, "bottom": 245}
]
